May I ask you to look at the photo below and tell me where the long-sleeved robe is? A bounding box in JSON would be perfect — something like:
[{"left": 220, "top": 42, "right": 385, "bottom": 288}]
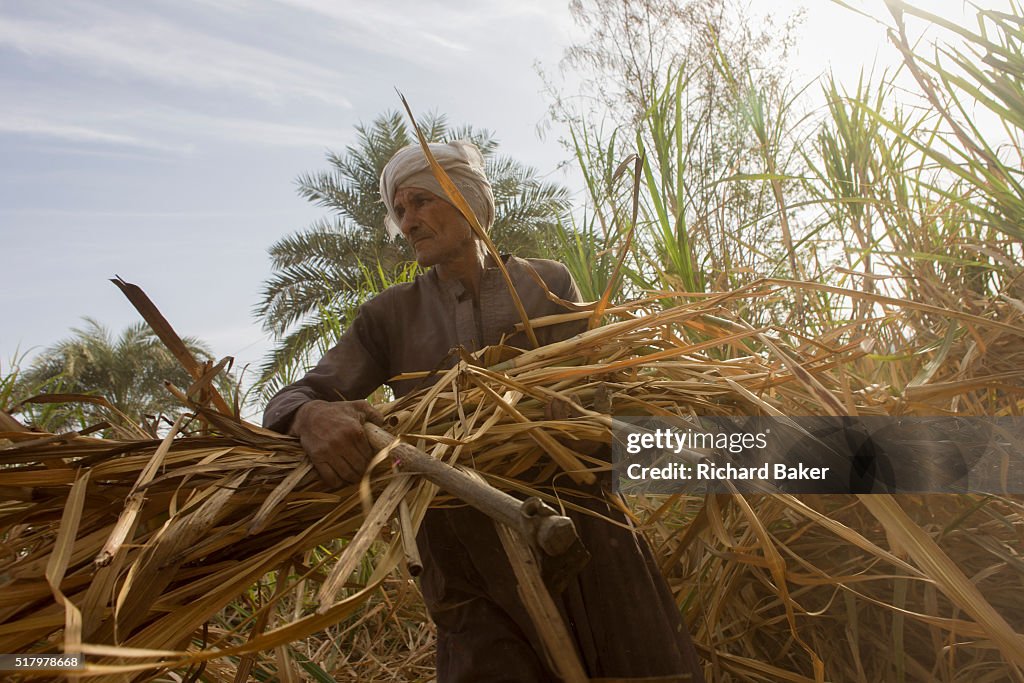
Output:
[{"left": 264, "top": 255, "right": 704, "bottom": 682}]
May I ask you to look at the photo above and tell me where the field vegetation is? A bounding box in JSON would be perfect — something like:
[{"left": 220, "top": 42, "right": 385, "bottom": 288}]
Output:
[{"left": 2, "top": 1, "right": 1022, "bottom": 681}]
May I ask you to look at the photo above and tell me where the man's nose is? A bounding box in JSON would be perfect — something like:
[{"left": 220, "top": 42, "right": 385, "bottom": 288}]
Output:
[{"left": 399, "top": 210, "right": 417, "bottom": 236}]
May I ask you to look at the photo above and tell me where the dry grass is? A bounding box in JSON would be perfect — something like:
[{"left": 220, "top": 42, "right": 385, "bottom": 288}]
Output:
[{"left": 2, "top": 279, "right": 1023, "bottom": 681}]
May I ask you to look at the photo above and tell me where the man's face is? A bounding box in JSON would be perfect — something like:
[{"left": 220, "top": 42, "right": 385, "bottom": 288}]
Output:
[{"left": 393, "top": 186, "right": 475, "bottom": 268}]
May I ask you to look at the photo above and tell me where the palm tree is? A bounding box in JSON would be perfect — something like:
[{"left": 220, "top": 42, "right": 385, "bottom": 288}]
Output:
[
  {"left": 17, "top": 318, "right": 232, "bottom": 434},
  {"left": 254, "top": 110, "right": 571, "bottom": 398}
]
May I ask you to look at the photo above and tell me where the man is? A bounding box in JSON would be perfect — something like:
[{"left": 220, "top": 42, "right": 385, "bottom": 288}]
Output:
[{"left": 264, "top": 141, "right": 704, "bottom": 682}]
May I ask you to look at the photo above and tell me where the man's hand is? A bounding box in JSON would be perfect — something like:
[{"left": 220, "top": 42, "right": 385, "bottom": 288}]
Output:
[{"left": 289, "top": 399, "right": 385, "bottom": 488}]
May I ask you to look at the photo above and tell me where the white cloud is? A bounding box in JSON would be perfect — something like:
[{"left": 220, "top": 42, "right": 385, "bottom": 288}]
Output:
[
  {"left": 269, "top": 0, "right": 470, "bottom": 57},
  {"left": 0, "top": 96, "right": 349, "bottom": 152},
  {"left": 265, "top": 0, "right": 573, "bottom": 64},
  {"left": 0, "top": 10, "right": 354, "bottom": 107},
  {"left": 145, "top": 109, "right": 350, "bottom": 148},
  {"left": 0, "top": 114, "right": 193, "bottom": 153}
]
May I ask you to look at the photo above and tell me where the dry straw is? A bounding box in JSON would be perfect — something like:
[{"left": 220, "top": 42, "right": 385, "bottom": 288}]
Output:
[{"left": 2, "top": 277, "right": 1023, "bottom": 681}]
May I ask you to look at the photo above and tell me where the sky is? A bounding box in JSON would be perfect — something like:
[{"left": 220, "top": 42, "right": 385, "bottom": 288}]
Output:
[{"left": 0, "top": 0, "right": 986, "bottom": 413}]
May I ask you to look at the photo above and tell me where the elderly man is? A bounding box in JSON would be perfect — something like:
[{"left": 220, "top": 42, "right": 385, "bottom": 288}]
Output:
[{"left": 264, "top": 141, "right": 704, "bottom": 682}]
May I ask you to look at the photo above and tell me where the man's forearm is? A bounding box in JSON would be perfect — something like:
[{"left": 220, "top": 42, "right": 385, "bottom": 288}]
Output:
[{"left": 262, "top": 385, "right": 322, "bottom": 433}]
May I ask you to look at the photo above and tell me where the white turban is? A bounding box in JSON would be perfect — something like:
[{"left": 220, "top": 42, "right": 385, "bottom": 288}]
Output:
[{"left": 380, "top": 140, "right": 495, "bottom": 237}]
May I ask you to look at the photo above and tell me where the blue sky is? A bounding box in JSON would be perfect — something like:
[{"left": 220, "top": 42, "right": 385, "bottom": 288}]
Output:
[
  {"left": 0, "top": 0, "right": 978, "bottom": 413},
  {"left": 1, "top": 0, "right": 574, "bottom": 385}
]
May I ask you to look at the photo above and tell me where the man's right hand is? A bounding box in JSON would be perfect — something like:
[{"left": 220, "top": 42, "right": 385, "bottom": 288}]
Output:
[{"left": 289, "top": 399, "right": 385, "bottom": 488}]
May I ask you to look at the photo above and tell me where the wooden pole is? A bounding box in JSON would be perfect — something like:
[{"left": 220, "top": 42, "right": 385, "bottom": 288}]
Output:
[
  {"left": 364, "top": 422, "right": 589, "bottom": 682},
  {"left": 363, "top": 423, "right": 580, "bottom": 557}
]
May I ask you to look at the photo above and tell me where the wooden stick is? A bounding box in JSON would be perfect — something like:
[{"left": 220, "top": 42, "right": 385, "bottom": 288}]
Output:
[
  {"left": 398, "top": 498, "right": 423, "bottom": 577},
  {"left": 494, "top": 523, "right": 588, "bottom": 683},
  {"left": 363, "top": 423, "right": 580, "bottom": 557},
  {"left": 363, "top": 427, "right": 587, "bottom": 680}
]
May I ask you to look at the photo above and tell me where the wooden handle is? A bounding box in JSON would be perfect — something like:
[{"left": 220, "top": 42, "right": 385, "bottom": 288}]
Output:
[{"left": 364, "top": 423, "right": 581, "bottom": 556}]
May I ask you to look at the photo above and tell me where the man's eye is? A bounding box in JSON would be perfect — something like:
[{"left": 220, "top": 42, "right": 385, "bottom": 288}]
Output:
[{"left": 395, "top": 194, "right": 430, "bottom": 218}]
